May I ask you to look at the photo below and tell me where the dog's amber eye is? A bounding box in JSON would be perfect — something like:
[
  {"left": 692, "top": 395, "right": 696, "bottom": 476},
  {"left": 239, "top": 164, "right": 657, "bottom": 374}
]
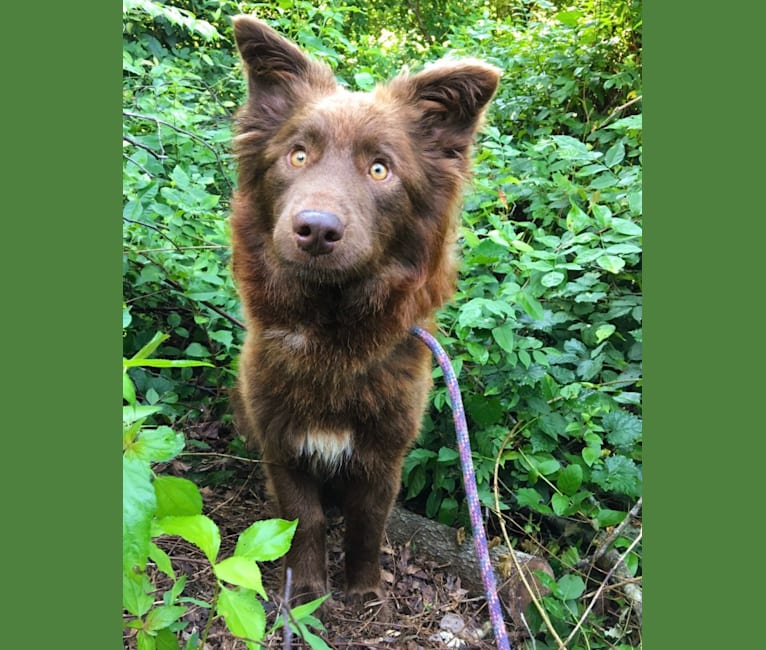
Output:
[
  {"left": 289, "top": 148, "right": 308, "bottom": 167},
  {"left": 369, "top": 161, "right": 389, "bottom": 181}
]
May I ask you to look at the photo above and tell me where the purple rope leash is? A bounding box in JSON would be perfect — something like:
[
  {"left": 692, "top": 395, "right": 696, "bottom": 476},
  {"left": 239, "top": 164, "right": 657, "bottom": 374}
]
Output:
[{"left": 411, "top": 326, "right": 511, "bottom": 650}]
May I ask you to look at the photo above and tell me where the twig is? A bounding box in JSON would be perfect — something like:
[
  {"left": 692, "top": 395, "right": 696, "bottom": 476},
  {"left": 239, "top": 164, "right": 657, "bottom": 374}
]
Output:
[
  {"left": 127, "top": 245, "right": 228, "bottom": 254},
  {"left": 123, "top": 218, "right": 182, "bottom": 250},
  {"left": 408, "top": 0, "right": 433, "bottom": 44},
  {"left": 124, "top": 154, "right": 153, "bottom": 177},
  {"left": 576, "top": 497, "right": 642, "bottom": 571},
  {"left": 126, "top": 252, "right": 247, "bottom": 330},
  {"left": 162, "top": 275, "right": 246, "bottom": 330},
  {"left": 563, "top": 529, "right": 642, "bottom": 646},
  {"left": 123, "top": 110, "right": 233, "bottom": 191},
  {"left": 595, "top": 95, "right": 643, "bottom": 130},
  {"left": 179, "top": 451, "right": 260, "bottom": 463},
  {"left": 123, "top": 134, "right": 166, "bottom": 159},
  {"left": 493, "top": 422, "right": 567, "bottom": 650},
  {"left": 200, "top": 579, "right": 221, "bottom": 649},
  {"left": 282, "top": 568, "right": 294, "bottom": 650}
]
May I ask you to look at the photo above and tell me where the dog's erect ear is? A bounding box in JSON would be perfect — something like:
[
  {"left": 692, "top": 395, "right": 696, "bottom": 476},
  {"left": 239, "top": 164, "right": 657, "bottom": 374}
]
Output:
[
  {"left": 232, "top": 15, "right": 336, "bottom": 121},
  {"left": 391, "top": 60, "right": 501, "bottom": 158}
]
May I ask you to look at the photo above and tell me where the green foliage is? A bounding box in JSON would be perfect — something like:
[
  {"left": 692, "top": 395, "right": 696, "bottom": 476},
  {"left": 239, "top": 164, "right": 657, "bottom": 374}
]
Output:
[
  {"left": 123, "top": 0, "right": 243, "bottom": 423},
  {"left": 122, "top": 329, "right": 326, "bottom": 649},
  {"left": 123, "top": 1, "right": 642, "bottom": 646}
]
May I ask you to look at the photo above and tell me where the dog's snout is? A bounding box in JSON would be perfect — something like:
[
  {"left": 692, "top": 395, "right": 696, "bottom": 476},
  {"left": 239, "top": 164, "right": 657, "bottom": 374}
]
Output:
[{"left": 293, "top": 210, "right": 345, "bottom": 256}]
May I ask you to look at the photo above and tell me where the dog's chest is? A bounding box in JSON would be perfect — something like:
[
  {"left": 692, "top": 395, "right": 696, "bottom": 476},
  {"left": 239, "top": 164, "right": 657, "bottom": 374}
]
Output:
[{"left": 297, "top": 429, "right": 354, "bottom": 474}]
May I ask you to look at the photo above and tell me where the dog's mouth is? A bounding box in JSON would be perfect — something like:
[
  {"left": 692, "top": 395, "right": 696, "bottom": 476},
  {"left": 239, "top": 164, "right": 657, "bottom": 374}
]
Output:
[{"left": 284, "top": 253, "right": 369, "bottom": 287}]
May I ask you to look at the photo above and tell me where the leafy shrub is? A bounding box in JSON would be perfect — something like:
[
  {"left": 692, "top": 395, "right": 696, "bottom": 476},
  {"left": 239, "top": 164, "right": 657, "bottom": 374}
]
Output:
[
  {"left": 122, "top": 328, "right": 328, "bottom": 649},
  {"left": 123, "top": 2, "right": 242, "bottom": 422}
]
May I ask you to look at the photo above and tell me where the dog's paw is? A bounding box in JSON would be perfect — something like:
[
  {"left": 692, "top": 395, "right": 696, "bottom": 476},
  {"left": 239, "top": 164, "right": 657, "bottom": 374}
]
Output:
[
  {"left": 345, "top": 588, "right": 392, "bottom": 622},
  {"left": 290, "top": 582, "right": 331, "bottom": 608}
]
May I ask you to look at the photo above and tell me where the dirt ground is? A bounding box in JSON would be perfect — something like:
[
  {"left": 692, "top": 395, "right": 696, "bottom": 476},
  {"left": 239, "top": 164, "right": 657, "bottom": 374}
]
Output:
[{"left": 124, "top": 420, "right": 529, "bottom": 650}]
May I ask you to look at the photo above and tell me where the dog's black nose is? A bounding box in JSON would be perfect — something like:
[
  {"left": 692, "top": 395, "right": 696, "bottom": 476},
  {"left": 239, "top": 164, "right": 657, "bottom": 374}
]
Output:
[{"left": 293, "top": 210, "right": 344, "bottom": 256}]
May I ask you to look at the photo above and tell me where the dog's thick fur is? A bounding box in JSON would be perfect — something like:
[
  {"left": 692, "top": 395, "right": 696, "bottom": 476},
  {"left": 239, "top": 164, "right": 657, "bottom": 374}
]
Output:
[{"left": 230, "top": 16, "right": 500, "bottom": 611}]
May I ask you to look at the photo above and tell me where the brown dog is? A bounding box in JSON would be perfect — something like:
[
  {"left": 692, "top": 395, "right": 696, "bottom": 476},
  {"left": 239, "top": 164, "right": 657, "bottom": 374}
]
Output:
[{"left": 229, "top": 15, "right": 499, "bottom": 613}]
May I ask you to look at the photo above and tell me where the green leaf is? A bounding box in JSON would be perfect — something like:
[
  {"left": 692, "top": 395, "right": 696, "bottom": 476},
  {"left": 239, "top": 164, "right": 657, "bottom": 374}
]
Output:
[
  {"left": 611, "top": 218, "right": 642, "bottom": 237},
  {"left": 597, "top": 254, "right": 626, "bottom": 274},
  {"left": 123, "top": 372, "right": 137, "bottom": 405},
  {"left": 294, "top": 625, "right": 332, "bottom": 650},
  {"left": 214, "top": 556, "right": 267, "bottom": 599},
  {"left": 551, "top": 493, "right": 570, "bottom": 516},
  {"left": 566, "top": 203, "right": 591, "bottom": 234},
  {"left": 516, "top": 487, "right": 544, "bottom": 509},
  {"left": 535, "top": 458, "right": 561, "bottom": 475},
  {"left": 123, "top": 456, "right": 156, "bottom": 573},
  {"left": 604, "top": 141, "right": 625, "bottom": 168},
  {"left": 126, "top": 426, "right": 185, "bottom": 463},
  {"left": 595, "top": 323, "right": 616, "bottom": 343},
  {"left": 209, "top": 329, "right": 234, "bottom": 348},
  {"left": 164, "top": 575, "right": 187, "bottom": 606},
  {"left": 576, "top": 358, "right": 601, "bottom": 381},
  {"left": 149, "top": 542, "right": 176, "bottom": 580},
  {"left": 235, "top": 518, "right": 297, "bottom": 562},
  {"left": 541, "top": 271, "right": 565, "bottom": 287},
  {"left": 171, "top": 165, "right": 191, "bottom": 190},
  {"left": 557, "top": 464, "right": 584, "bottom": 495},
  {"left": 123, "top": 570, "right": 154, "bottom": 617},
  {"left": 123, "top": 404, "right": 163, "bottom": 425},
  {"left": 590, "top": 203, "right": 612, "bottom": 228},
  {"left": 137, "top": 630, "right": 156, "bottom": 650},
  {"left": 556, "top": 574, "right": 586, "bottom": 600},
  {"left": 272, "top": 596, "right": 330, "bottom": 637},
  {"left": 510, "top": 238, "right": 533, "bottom": 253},
  {"left": 145, "top": 605, "right": 187, "bottom": 632},
  {"left": 155, "top": 628, "right": 181, "bottom": 650},
  {"left": 624, "top": 552, "right": 639, "bottom": 577},
  {"left": 466, "top": 341, "right": 489, "bottom": 365},
  {"left": 217, "top": 586, "right": 266, "bottom": 645},
  {"left": 556, "top": 9, "right": 583, "bottom": 25},
  {"left": 437, "top": 446, "right": 459, "bottom": 463},
  {"left": 184, "top": 342, "right": 210, "bottom": 358},
  {"left": 582, "top": 446, "right": 600, "bottom": 467},
  {"left": 608, "top": 114, "right": 642, "bottom": 131},
  {"left": 517, "top": 290, "right": 545, "bottom": 321},
  {"left": 491, "top": 323, "right": 515, "bottom": 353},
  {"left": 592, "top": 455, "right": 641, "bottom": 496},
  {"left": 596, "top": 509, "right": 627, "bottom": 528},
  {"left": 154, "top": 515, "right": 221, "bottom": 564},
  {"left": 154, "top": 476, "right": 203, "bottom": 517},
  {"left": 603, "top": 410, "right": 643, "bottom": 449},
  {"left": 123, "top": 358, "right": 214, "bottom": 369},
  {"left": 130, "top": 332, "right": 169, "bottom": 362},
  {"left": 353, "top": 71, "right": 375, "bottom": 91}
]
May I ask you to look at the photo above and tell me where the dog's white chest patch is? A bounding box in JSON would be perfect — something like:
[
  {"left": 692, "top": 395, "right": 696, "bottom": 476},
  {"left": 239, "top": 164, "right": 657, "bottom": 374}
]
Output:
[
  {"left": 298, "top": 429, "right": 353, "bottom": 472},
  {"left": 262, "top": 327, "right": 308, "bottom": 352}
]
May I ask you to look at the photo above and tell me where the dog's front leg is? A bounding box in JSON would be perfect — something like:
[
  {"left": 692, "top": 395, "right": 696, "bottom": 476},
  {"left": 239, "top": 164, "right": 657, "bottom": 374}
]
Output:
[
  {"left": 341, "top": 469, "right": 400, "bottom": 615},
  {"left": 265, "top": 463, "right": 328, "bottom": 604}
]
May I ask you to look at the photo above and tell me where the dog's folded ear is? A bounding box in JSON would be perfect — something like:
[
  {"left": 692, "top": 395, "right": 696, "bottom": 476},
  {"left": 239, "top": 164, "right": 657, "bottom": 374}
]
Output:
[
  {"left": 390, "top": 60, "right": 501, "bottom": 159},
  {"left": 232, "top": 15, "right": 336, "bottom": 123}
]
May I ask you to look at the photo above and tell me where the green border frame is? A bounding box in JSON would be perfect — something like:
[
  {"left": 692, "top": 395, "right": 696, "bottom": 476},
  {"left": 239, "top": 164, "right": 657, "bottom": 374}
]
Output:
[
  {"left": 3, "top": 2, "right": 120, "bottom": 647},
  {"left": 5, "top": 0, "right": 764, "bottom": 646},
  {"left": 644, "top": 1, "right": 766, "bottom": 646}
]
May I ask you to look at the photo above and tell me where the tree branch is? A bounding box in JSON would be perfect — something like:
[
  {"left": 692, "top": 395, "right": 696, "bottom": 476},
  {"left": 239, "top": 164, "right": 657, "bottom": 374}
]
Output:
[{"left": 123, "top": 110, "right": 233, "bottom": 191}]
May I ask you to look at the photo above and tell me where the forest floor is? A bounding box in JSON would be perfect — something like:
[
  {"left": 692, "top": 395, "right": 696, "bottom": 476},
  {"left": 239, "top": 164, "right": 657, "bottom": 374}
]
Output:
[{"left": 123, "top": 419, "right": 528, "bottom": 650}]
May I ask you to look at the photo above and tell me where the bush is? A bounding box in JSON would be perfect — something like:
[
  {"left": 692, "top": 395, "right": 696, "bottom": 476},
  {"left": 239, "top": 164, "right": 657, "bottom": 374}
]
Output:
[{"left": 122, "top": 328, "right": 328, "bottom": 649}]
